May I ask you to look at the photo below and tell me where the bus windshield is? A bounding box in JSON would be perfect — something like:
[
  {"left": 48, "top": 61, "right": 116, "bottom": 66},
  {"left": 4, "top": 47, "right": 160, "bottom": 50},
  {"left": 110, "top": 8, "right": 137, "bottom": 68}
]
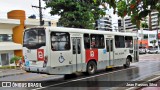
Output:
[{"left": 23, "top": 28, "right": 46, "bottom": 49}]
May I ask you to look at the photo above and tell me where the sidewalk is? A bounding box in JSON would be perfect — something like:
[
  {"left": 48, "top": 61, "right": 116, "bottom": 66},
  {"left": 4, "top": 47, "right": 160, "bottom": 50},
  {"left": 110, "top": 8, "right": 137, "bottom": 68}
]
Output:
[{"left": 0, "top": 68, "right": 26, "bottom": 78}]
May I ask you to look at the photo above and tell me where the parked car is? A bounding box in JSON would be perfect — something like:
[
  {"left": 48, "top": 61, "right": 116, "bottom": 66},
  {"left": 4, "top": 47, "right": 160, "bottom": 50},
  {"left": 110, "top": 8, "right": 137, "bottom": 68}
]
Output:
[
  {"left": 139, "top": 47, "right": 147, "bottom": 54},
  {"left": 148, "top": 48, "right": 160, "bottom": 54}
]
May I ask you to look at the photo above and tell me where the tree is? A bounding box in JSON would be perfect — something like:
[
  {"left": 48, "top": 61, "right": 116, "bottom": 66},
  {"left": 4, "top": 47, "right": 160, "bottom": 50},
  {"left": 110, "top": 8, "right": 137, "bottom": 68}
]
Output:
[
  {"left": 141, "top": 22, "right": 148, "bottom": 29},
  {"left": 150, "top": 40, "right": 157, "bottom": 47},
  {"left": 45, "top": 0, "right": 160, "bottom": 29},
  {"left": 10, "top": 56, "right": 22, "bottom": 66},
  {"left": 106, "top": 0, "right": 160, "bottom": 28},
  {"left": 46, "top": 0, "right": 106, "bottom": 29}
]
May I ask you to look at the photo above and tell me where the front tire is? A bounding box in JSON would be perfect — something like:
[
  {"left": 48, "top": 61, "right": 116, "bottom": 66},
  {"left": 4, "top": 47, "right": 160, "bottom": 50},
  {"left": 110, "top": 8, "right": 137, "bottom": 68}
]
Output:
[
  {"left": 124, "top": 58, "right": 130, "bottom": 68},
  {"left": 86, "top": 61, "right": 97, "bottom": 75}
]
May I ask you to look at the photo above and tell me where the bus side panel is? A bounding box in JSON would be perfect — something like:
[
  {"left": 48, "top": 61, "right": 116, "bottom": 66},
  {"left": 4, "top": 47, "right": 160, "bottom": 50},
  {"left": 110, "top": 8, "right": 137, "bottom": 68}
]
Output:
[
  {"left": 85, "top": 49, "right": 98, "bottom": 63},
  {"left": 49, "top": 50, "right": 73, "bottom": 74},
  {"left": 97, "top": 49, "right": 110, "bottom": 70},
  {"left": 114, "top": 48, "right": 127, "bottom": 66},
  {"left": 23, "top": 46, "right": 46, "bottom": 67}
]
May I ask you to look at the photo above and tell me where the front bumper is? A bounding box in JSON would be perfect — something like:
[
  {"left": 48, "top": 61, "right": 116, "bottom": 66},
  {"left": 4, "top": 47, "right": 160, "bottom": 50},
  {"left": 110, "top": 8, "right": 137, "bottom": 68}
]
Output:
[{"left": 25, "top": 66, "right": 48, "bottom": 73}]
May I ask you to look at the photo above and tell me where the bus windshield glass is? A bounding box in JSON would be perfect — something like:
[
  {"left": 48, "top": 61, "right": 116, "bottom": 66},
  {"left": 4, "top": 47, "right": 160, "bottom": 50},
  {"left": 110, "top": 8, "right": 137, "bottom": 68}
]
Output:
[{"left": 23, "top": 28, "right": 46, "bottom": 49}]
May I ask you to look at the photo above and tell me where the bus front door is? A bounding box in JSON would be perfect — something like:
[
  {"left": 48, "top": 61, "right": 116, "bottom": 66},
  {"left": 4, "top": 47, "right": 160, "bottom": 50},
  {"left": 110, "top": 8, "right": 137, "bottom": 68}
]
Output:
[
  {"left": 72, "top": 38, "right": 82, "bottom": 72},
  {"left": 106, "top": 38, "right": 114, "bottom": 68}
]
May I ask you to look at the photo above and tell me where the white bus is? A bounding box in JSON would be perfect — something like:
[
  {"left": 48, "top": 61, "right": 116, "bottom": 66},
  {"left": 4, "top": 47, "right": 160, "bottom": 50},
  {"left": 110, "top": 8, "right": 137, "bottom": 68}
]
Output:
[{"left": 23, "top": 27, "right": 139, "bottom": 75}]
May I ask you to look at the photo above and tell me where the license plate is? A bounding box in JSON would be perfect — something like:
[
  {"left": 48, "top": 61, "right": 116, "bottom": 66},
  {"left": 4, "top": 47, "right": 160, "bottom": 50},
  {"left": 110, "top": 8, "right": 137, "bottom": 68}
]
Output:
[{"left": 32, "top": 61, "right": 36, "bottom": 65}]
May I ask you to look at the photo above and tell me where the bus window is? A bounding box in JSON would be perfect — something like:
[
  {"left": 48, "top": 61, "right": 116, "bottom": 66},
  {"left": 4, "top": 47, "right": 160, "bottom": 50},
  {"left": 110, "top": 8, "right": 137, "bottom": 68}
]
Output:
[
  {"left": 125, "top": 36, "right": 133, "bottom": 48},
  {"left": 115, "top": 35, "right": 125, "bottom": 48},
  {"left": 51, "top": 32, "right": 70, "bottom": 51},
  {"left": 90, "top": 34, "right": 104, "bottom": 49},
  {"left": 106, "top": 39, "right": 113, "bottom": 52},
  {"left": 23, "top": 28, "right": 46, "bottom": 49},
  {"left": 84, "top": 34, "right": 90, "bottom": 49}
]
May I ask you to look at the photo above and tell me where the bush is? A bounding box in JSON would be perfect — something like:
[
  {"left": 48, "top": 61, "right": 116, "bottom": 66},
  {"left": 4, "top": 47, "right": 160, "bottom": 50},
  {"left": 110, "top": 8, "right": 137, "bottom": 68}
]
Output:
[{"left": 10, "top": 56, "right": 21, "bottom": 64}]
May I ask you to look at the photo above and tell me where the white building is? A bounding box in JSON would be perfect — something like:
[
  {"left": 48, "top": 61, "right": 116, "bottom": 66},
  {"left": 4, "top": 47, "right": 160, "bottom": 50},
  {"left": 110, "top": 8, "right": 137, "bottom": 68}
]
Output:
[
  {"left": 141, "top": 11, "right": 159, "bottom": 31},
  {"left": 118, "top": 17, "right": 138, "bottom": 32},
  {"left": 138, "top": 30, "right": 159, "bottom": 47},
  {"left": 0, "top": 19, "right": 22, "bottom": 66},
  {"left": 150, "top": 11, "right": 159, "bottom": 30},
  {"left": 96, "top": 15, "right": 112, "bottom": 31}
]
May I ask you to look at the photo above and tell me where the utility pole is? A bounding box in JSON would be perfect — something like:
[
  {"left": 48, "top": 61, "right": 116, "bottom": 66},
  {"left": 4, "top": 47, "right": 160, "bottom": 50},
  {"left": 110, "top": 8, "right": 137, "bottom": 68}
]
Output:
[{"left": 32, "top": 0, "right": 45, "bottom": 26}]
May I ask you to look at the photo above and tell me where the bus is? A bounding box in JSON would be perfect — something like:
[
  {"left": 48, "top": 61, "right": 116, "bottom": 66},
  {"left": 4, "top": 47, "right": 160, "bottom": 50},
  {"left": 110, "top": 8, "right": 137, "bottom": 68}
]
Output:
[{"left": 23, "top": 27, "right": 139, "bottom": 75}]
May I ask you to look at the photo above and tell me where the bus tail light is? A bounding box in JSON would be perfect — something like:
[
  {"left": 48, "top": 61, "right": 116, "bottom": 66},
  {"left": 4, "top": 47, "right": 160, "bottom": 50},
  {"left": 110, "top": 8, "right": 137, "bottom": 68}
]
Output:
[{"left": 43, "top": 56, "right": 48, "bottom": 67}]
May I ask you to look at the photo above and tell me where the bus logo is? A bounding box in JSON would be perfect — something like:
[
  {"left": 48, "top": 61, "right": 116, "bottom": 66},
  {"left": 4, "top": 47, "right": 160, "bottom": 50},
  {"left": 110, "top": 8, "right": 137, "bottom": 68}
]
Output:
[
  {"left": 90, "top": 51, "right": 94, "bottom": 57},
  {"left": 59, "top": 53, "right": 65, "bottom": 63},
  {"left": 37, "top": 49, "right": 44, "bottom": 61}
]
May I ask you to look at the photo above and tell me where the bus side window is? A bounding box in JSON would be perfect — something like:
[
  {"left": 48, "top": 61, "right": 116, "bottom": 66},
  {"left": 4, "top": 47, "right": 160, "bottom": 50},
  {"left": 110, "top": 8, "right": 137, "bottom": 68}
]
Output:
[
  {"left": 84, "top": 34, "right": 90, "bottom": 49},
  {"left": 106, "top": 40, "right": 109, "bottom": 52},
  {"left": 125, "top": 36, "right": 133, "bottom": 48},
  {"left": 115, "top": 35, "right": 125, "bottom": 48},
  {"left": 91, "top": 34, "right": 104, "bottom": 49},
  {"left": 51, "top": 32, "right": 70, "bottom": 51}
]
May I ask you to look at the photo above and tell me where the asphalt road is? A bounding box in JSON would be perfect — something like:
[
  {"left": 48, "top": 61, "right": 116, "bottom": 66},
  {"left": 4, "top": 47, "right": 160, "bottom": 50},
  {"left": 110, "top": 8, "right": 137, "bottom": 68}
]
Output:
[{"left": 0, "top": 54, "right": 160, "bottom": 90}]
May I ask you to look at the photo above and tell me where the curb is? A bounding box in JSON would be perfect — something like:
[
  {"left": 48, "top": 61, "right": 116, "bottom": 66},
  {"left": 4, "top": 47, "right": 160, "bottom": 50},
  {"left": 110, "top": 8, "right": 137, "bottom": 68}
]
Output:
[{"left": 0, "top": 71, "right": 27, "bottom": 78}]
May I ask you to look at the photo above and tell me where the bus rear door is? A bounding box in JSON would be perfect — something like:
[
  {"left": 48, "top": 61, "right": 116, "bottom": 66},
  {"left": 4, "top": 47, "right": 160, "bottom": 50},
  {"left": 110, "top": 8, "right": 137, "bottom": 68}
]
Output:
[
  {"left": 72, "top": 37, "right": 82, "bottom": 72},
  {"left": 106, "top": 38, "right": 114, "bottom": 68}
]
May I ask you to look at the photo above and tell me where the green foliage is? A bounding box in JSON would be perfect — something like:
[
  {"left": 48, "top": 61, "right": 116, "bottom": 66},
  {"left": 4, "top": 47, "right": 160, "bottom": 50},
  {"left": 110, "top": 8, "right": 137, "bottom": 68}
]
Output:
[
  {"left": 150, "top": 40, "right": 157, "bottom": 44},
  {"left": 141, "top": 22, "right": 148, "bottom": 28},
  {"left": 10, "top": 56, "right": 21, "bottom": 64},
  {"left": 0, "top": 66, "right": 16, "bottom": 69},
  {"left": 117, "top": 0, "right": 127, "bottom": 18},
  {"left": 106, "top": 0, "right": 160, "bottom": 28},
  {"left": 45, "top": 0, "right": 160, "bottom": 29},
  {"left": 46, "top": 0, "right": 106, "bottom": 29}
]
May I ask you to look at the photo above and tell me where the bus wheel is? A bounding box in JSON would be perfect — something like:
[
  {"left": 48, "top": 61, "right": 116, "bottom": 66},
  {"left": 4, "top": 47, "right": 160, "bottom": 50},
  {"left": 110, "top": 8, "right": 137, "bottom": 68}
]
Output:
[
  {"left": 86, "top": 61, "right": 97, "bottom": 75},
  {"left": 124, "top": 58, "right": 130, "bottom": 68}
]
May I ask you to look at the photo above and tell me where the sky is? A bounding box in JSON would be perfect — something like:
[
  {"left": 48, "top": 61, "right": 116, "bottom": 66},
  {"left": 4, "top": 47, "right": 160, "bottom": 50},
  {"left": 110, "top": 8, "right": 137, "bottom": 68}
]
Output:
[
  {"left": 0, "top": 0, "right": 59, "bottom": 20},
  {"left": 0, "top": 0, "right": 118, "bottom": 27}
]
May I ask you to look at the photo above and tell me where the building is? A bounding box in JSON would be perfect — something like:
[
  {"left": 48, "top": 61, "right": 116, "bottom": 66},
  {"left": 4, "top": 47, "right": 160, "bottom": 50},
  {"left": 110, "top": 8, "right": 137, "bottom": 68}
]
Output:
[
  {"left": 140, "top": 11, "right": 159, "bottom": 31},
  {"left": 0, "top": 18, "right": 22, "bottom": 66},
  {"left": 96, "top": 15, "right": 112, "bottom": 31},
  {"left": 148, "top": 12, "right": 160, "bottom": 30},
  {"left": 0, "top": 10, "right": 57, "bottom": 67},
  {"left": 118, "top": 17, "right": 138, "bottom": 32},
  {"left": 138, "top": 30, "right": 160, "bottom": 48}
]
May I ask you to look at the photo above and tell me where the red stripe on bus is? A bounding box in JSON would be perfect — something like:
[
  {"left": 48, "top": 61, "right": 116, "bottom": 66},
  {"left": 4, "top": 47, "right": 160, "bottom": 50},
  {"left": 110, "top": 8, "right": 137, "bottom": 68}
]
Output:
[{"left": 85, "top": 49, "right": 98, "bottom": 63}]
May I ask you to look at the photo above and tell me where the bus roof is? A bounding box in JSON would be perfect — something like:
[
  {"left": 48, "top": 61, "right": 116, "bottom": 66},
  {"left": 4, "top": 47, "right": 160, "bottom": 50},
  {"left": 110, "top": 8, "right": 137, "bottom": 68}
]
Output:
[{"left": 26, "top": 26, "right": 138, "bottom": 37}]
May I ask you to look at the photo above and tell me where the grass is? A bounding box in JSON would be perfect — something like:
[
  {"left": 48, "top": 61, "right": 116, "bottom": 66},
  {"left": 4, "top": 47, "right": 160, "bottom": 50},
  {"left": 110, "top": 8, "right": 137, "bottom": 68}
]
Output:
[{"left": 0, "top": 66, "right": 17, "bottom": 69}]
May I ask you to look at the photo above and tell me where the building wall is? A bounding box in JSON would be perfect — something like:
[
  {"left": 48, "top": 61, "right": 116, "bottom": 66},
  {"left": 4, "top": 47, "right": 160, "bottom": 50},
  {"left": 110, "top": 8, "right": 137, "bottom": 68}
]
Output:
[
  {"left": 0, "top": 10, "right": 58, "bottom": 66},
  {"left": 138, "top": 30, "right": 160, "bottom": 48},
  {"left": 118, "top": 17, "right": 138, "bottom": 32},
  {"left": 7, "top": 10, "right": 26, "bottom": 57},
  {"left": 141, "top": 11, "right": 159, "bottom": 31},
  {"left": 96, "top": 15, "right": 112, "bottom": 31}
]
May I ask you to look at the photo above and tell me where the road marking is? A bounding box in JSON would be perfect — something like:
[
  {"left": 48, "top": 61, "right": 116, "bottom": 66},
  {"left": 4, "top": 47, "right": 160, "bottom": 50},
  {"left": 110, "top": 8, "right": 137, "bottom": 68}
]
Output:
[{"left": 32, "top": 67, "right": 137, "bottom": 90}]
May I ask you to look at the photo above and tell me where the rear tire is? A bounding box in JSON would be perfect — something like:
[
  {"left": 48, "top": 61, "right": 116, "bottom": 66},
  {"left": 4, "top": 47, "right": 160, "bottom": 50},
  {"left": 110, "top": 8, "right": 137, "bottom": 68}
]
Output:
[
  {"left": 124, "top": 58, "right": 130, "bottom": 68},
  {"left": 86, "top": 61, "right": 97, "bottom": 75}
]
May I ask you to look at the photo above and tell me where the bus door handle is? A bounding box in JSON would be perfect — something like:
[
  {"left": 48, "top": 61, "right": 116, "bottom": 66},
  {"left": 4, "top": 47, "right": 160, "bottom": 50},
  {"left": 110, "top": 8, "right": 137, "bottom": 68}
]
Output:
[{"left": 69, "top": 61, "right": 72, "bottom": 64}]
